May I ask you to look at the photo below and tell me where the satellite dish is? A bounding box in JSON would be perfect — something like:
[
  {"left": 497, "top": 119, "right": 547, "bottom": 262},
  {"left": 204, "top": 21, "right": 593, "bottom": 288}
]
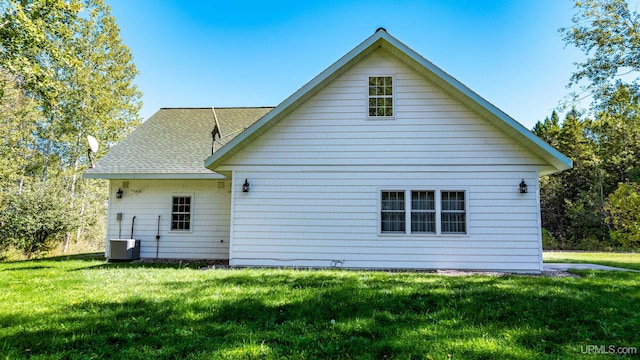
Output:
[{"left": 87, "top": 135, "right": 99, "bottom": 153}]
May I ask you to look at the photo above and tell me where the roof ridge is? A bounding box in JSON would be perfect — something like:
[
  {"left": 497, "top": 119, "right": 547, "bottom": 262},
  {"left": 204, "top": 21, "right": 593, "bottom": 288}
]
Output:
[
  {"left": 159, "top": 106, "right": 275, "bottom": 110},
  {"left": 159, "top": 107, "right": 213, "bottom": 110}
]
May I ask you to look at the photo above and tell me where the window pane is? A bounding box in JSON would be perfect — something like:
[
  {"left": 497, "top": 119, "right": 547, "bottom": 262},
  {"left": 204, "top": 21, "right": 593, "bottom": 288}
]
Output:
[
  {"left": 411, "top": 212, "right": 435, "bottom": 233},
  {"left": 411, "top": 191, "right": 434, "bottom": 210},
  {"left": 441, "top": 213, "right": 466, "bottom": 233},
  {"left": 382, "top": 191, "right": 404, "bottom": 210},
  {"left": 382, "top": 211, "right": 405, "bottom": 232}
]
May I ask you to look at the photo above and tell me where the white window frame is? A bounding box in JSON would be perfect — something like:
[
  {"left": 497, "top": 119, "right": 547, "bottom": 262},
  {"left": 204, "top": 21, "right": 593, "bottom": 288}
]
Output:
[
  {"left": 367, "top": 75, "right": 395, "bottom": 119},
  {"left": 380, "top": 190, "right": 406, "bottom": 233},
  {"left": 410, "top": 190, "right": 436, "bottom": 234},
  {"left": 379, "top": 189, "right": 468, "bottom": 236},
  {"left": 170, "top": 195, "right": 193, "bottom": 232},
  {"left": 440, "top": 190, "right": 467, "bottom": 234}
]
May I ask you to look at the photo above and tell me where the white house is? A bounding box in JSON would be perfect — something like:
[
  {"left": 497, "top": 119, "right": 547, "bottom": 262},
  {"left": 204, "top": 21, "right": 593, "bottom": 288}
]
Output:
[{"left": 84, "top": 29, "right": 571, "bottom": 273}]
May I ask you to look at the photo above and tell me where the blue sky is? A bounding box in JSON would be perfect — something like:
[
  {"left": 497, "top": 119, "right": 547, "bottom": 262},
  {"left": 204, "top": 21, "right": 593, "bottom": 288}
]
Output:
[{"left": 106, "top": 0, "right": 584, "bottom": 129}]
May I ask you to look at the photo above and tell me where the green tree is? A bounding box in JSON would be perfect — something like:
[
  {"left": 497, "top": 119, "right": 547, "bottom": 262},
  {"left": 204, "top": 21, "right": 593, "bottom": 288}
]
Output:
[
  {"left": 562, "top": 0, "right": 640, "bottom": 105},
  {"left": 605, "top": 182, "right": 640, "bottom": 248},
  {"left": 532, "top": 110, "right": 561, "bottom": 146},
  {"left": 534, "top": 109, "right": 606, "bottom": 247},
  {"left": 591, "top": 83, "right": 640, "bottom": 190},
  {"left": 0, "top": 68, "right": 40, "bottom": 192},
  {"left": 0, "top": 182, "right": 78, "bottom": 257},
  {"left": 0, "top": 0, "right": 142, "bottom": 254}
]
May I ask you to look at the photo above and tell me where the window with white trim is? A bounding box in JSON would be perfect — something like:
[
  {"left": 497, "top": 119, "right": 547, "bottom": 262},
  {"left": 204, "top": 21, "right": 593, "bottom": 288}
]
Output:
[
  {"left": 380, "top": 190, "right": 467, "bottom": 235},
  {"left": 411, "top": 191, "right": 436, "bottom": 233},
  {"left": 368, "top": 76, "right": 393, "bottom": 117},
  {"left": 441, "top": 191, "right": 466, "bottom": 233},
  {"left": 171, "top": 196, "right": 192, "bottom": 231},
  {"left": 381, "top": 191, "right": 405, "bottom": 232}
]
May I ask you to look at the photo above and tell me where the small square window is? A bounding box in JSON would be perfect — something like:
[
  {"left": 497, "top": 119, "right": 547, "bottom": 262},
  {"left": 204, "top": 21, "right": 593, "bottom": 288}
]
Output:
[{"left": 368, "top": 76, "right": 393, "bottom": 117}]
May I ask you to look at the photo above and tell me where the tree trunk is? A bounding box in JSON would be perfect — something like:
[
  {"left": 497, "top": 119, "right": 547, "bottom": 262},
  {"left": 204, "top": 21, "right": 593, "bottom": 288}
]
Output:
[{"left": 63, "top": 132, "right": 82, "bottom": 253}]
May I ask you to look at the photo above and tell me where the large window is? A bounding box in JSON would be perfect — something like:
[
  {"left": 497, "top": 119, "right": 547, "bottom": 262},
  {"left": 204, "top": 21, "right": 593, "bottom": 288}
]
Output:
[
  {"left": 171, "top": 196, "right": 192, "bottom": 231},
  {"left": 368, "top": 76, "right": 393, "bottom": 117},
  {"left": 381, "top": 190, "right": 466, "bottom": 235}
]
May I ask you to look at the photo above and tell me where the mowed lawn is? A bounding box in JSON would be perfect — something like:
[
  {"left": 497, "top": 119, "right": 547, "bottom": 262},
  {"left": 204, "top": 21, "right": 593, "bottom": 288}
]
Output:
[
  {"left": 544, "top": 251, "right": 640, "bottom": 271},
  {"left": 1, "top": 257, "right": 639, "bottom": 359}
]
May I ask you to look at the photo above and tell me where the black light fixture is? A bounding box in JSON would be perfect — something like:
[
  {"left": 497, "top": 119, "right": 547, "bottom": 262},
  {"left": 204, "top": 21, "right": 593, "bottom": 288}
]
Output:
[
  {"left": 116, "top": 188, "right": 124, "bottom": 199},
  {"left": 519, "top": 179, "right": 528, "bottom": 194},
  {"left": 242, "top": 179, "right": 250, "bottom": 193}
]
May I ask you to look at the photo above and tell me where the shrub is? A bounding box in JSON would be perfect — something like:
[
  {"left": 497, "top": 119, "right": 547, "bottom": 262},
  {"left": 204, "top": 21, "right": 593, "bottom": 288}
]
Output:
[
  {"left": 541, "top": 228, "right": 560, "bottom": 249},
  {"left": 0, "top": 185, "right": 78, "bottom": 257},
  {"left": 605, "top": 182, "right": 640, "bottom": 250}
]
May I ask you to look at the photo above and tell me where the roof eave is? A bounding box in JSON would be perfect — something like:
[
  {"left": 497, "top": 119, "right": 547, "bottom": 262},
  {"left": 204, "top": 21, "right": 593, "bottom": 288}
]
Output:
[{"left": 83, "top": 172, "right": 227, "bottom": 180}]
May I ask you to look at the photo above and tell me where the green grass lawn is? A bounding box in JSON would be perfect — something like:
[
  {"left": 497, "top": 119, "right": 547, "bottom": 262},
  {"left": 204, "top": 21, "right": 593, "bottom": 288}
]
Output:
[
  {"left": 1, "top": 258, "right": 639, "bottom": 359},
  {"left": 544, "top": 251, "right": 640, "bottom": 271}
]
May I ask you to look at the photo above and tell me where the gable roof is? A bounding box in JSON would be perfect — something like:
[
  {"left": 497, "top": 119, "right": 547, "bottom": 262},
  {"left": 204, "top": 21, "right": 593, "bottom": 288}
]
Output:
[
  {"left": 204, "top": 29, "right": 572, "bottom": 175},
  {"left": 84, "top": 107, "right": 273, "bottom": 179}
]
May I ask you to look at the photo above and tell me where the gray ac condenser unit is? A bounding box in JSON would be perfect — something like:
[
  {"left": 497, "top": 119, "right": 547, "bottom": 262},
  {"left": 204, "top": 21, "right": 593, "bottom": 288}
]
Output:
[{"left": 109, "top": 239, "right": 140, "bottom": 261}]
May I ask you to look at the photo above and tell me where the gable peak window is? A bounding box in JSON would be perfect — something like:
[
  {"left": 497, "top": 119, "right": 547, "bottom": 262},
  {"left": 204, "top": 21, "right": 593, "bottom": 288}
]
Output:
[{"left": 368, "top": 76, "right": 393, "bottom": 117}]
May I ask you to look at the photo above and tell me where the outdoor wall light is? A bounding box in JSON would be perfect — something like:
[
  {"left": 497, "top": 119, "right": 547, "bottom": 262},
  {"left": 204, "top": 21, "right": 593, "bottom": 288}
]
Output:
[
  {"left": 242, "top": 179, "right": 250, "bottom": 193},
  {"left": 116, "top": 188, "right": 124, "bottom": 199},
  {"left": 519, "top": 179, "right": 528, "bottom": 194}
]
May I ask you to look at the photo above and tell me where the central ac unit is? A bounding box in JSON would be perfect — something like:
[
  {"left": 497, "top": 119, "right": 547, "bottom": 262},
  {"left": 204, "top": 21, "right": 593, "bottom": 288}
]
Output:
[{"left": 109, "top": 239, "right": 141, "bottom": 261}]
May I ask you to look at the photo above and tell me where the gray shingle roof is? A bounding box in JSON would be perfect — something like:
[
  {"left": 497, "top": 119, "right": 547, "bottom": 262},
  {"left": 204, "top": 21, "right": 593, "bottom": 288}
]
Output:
[{"left": 84, "top": 107, "right": 273, "bottom": 179}]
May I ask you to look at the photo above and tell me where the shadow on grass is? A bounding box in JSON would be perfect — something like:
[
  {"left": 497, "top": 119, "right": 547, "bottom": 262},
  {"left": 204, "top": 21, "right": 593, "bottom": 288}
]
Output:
[
  {"left": 2, "top": 269, "right": 638, "bottom": 359},
  {"left": 0, "top": 252, "right": 106, "bottom": 265}
]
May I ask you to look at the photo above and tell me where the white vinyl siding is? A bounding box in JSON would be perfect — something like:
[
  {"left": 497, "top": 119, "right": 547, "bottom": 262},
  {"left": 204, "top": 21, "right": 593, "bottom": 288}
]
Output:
[
  {"left": 220, "top": 47, "right": 546, "bottom": 272},
  {"left": 229, "top": 171, "right": 540, "bottom": 272},
  {"left": 106, "top": 179, "right": 231, "bottom": 259},
  {"left": 220, "top": 49, "right": 549, "bottom": 170}
]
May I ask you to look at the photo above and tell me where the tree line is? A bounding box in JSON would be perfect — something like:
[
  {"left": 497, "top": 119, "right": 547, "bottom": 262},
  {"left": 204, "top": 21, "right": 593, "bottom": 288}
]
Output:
[
  {"left": 535, "top": 0, "right": 640, "bottom": 250},
  {"left": 0, "top": 0, "right": 140, "bottom": 256}
]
